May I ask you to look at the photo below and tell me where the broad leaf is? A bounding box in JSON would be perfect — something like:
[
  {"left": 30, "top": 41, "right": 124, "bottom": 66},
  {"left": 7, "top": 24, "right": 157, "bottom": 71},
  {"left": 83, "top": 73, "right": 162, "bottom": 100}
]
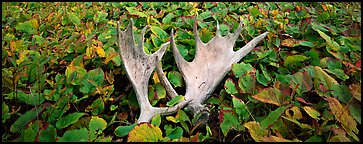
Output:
[
  {"left": 166, "top": 95, "right": 184, "bottom": 106},
  {"left": 252, "top": 88, "right": 285, "bottom": 106},
  {"left": 224, "top": 78, "right": 238, "bottom": 95},
  {"left": 232, "top": 96, "right": 250, "bottom": 121},
  {"left": 284, "top": 55, "right": 308, "bottom": 67},
  {"left": 56, "top": 112, "right": 85, "bottom": 129},
  {"left": 327, "top": 97, "right": 359, "bottom": 141},
  {"left": 244, "top": 121, "right": 268, "bottom": 142},
  {"left": 89, "top": 116, "right": 107, "bottom": 132},
  {"left": 220, "top": 110, "right": 242, "bottom": 136},
  {"left": 314, "top": 66, "right": 338, "bottom": 97},
  {"left": 167, "top": 71, "right": 184, "bottom": 87},
  {"left": 260, "top": 106, "right": 287, "bottom": 129},
  {"left": 303, "top": 106, "right": 320, "bottom": 120},
  {"left": 127, "top": 123, "right": 163, "bottom": 142},
  {"left": 349, "top": 83, "right": 361, "bottom": 101},
  {"left": 114, "top": 123, "right": 137, "bottom": 137},
  {"left": 282, "top": 116, "right": 312, "bottom": 129},
  {"left": 58, "top": 128, "right": 89, "bottom": 142},
  {"left": 10, "top": 108, "right": 42, "bottom": 133},
  {"left": 231, "top": 62, "right": 254, "bottom": 78}
]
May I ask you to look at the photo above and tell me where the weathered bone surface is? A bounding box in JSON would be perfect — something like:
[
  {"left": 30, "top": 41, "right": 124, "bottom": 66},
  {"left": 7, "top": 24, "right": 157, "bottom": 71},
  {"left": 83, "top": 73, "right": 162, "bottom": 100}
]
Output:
[
  {"left": 156, "top": 19, "right": 269, "bottom": 124},
  {"left": 116, "top": 19, "right": 191, "bottom": 123},
  {"left": 117, "top": 18, "right": 268, "bottom": 124}
]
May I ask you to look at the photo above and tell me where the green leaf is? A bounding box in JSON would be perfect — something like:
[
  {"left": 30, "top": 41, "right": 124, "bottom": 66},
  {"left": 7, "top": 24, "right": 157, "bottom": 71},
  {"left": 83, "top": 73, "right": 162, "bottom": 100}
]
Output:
[
  {"left": 69, "top": 12, "right": 81, "bottom": 25},
  {"left": 224, "top": 78, "right": 238, "bottom": 95},
  {"left": 324, "top": 69, "right": 349, "bottom": 81},
  {"left": 168, "top": 71, "right": 184, "bottom": 87},
  {"left": 86, "top": 97, "right": 104, "bottom": 115},
  {"left": 349, "top": 104, "right": 361, "bottom": 124},
  {"left": 232, "top": 62, "right": 254, "bottom": 78},
  {"left": 151, "top": 114, "right": 161, "bottom": 127},
  {"left": 153, "top": 83, "right": 166, "bottom": 100},
  {"left": 232, "top": 96, "right": 250, "bottom": 121},
  {"left": 199, "top": 11, "right": 212, "bottom": 20},
  {"left": 256, "top": 70, "right": 269, "bottom": 86},
  {"left": 15, "top": 19, "right": 38, "bottom": 34},
  {"left": 56, "top": 112, "right": 85, "bottom": 129},
  {"left": 16, "top": 91, "right": 45, "bottom": 106},
  {"left": 166, "top": 95, "right": 184, "bottom": 106},
  {"left": 65, "top": 65, "right": 87, "bottom": 86},
  {"left": 162, "top": 13, "right": 175, "bottom": 24},
  {"left": 284, "top": 55, "right": 308, "bottom": 67},
  {"left": 253, "top": 88, "right": 285, "bottom": 106},
  {"left": 39, "top": 124, "right": 57, "bottom": 142},
  {"left": 282, "top": 116, "right": 313, "bottom": 129},
  {"left": 305, "top": 135, "right": 322, "bottom": 142},
  {"left": 260, "top": 106, "right": 287, "bottom": 129},
  {"left": 89, "top": 116, "right": 107, "bottom": 134},
  {"left": 166, "top": 126, "right": 183, "bottom": 139},
  {"left": 291, "top": 71, "right": 313, "bottom": 95},
  {"left": 58, "top": 128, "right": 89, "bottom": 142},
  {"left": 150, "top": 26, "right": 168, "bottom": 39},
  {"left": 128, "top": 123, "right": 163, "bottom": 142},
  {"left": 316, "top": 29, "right": 340, "bottom": 51},
  {"left": 114, "top": 123, "right": 137, "bottom": 137},
  {"left": 314, "top": 66, "right": 338, "bottom": 97},
  {"left": 220, "top": 111, "right": 242, "bottom": 136},
  {"left": 80, "top": 68, "right": 104, "bottom": 94},
  {"left": 299, "top": 41, "right": 315, "bottom": 48},
  {"left": 10, "top": 108, "right": 42, "bottom": 133},
  {"left": 110, "top": 105, "right": 118, "bottom": 111},
  {"left": 250, "top": 7, "right": 261, "bottom": 17},
  {"left": 302, "top": 106, "right": 320, "bottom": 120},
  {"left": 2, "top": 102, "right": 11, "bottom": 123},
  {"left": 330, "top": 84, "right": 352, "bottom": 104}
]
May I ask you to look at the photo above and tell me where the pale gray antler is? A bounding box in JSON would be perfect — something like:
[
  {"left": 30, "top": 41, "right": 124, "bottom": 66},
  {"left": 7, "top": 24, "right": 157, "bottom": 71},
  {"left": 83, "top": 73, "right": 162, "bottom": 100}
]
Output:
[
  {"left": 156, "top": 19, "right": 269, "bottom": 124},
  {"left": 116, "top": 19, "right": 190, "bottom": 123}
]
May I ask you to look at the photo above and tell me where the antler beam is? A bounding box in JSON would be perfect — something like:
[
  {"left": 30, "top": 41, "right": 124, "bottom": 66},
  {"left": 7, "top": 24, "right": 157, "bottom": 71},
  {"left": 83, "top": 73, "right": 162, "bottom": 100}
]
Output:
[
  {"left": 117, "top": 19, "right": 190, "bottom": 123},
  {"left": 157, "top": 19, "right": 269, "bottom": 124}
]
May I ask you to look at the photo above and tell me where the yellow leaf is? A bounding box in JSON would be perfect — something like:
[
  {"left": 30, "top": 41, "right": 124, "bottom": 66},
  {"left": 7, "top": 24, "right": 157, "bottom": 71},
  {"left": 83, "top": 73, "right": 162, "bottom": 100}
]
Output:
[
  {"left": 252, "top": 88, "right": 285, "bottom": 106},
  {"left": 103, "top": 52, "right": 118, "bottom": 64},
  {"left": 281, "top": 38, "right": 300, "bottom": 47},
  {"left": 327, "top": 97, "right": 359, "bottom": 141},
  {"left": 303, "top": 106, "right": 320, "bottom": 120},
  {"left": 166, "top": 116, "right": 178, "bottom": 123},
  {"left": 328, "top": 135, "right": 350, "bottom": 142},
  {"left": 244, "top": 121, "right": 268, "bottom": 142},
  {"left": 349, "top": 83, "right": 361, "bottom": 101},
  {"left": 96, "top": 46, "right": 106, "bottom": 58},
  {"left": 16, "top": 50, "right": 28, "bottom": 65},
  {"left": 10, "top": 40, "right": 24, "bottom": 52},
  {"left": 86, "top": 46, "right": 95, "bottom": 59},
  {"left": 152, "top": 71, "right": 160, "bottom": 84},
  {"left": 314, "top": 66, "right": 338, "bottom": 96},
  {"left": 285, "top": 106, "right": 302, "bottom": 120},
  {"left": 263, "top": 135, "right": 301, "bottom": 142},
  {"left": 128, "top": 123, "right": 163, "bottom": 142}
]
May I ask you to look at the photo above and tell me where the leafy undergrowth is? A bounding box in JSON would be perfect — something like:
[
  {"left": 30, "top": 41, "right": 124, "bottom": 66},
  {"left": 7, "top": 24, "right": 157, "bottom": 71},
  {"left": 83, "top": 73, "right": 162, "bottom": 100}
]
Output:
[{"left": 2, "top": 2, "right": 361, "bottom": 142}]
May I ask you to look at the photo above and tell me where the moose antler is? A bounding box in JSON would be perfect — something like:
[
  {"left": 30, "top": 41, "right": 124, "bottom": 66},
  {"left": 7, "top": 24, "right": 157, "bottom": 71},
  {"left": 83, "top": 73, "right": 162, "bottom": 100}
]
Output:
[
  {"left": 116, "top": 19, "right": 191, "bottom": 123},
  {"left": 156, "top": 19, "right": 269, "bottom": 124}
]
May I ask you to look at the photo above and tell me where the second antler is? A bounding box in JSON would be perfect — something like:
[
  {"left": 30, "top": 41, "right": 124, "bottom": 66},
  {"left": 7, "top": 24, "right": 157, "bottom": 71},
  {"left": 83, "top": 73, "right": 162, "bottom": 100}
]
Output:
[{"left": 156, "top": 19, "right": 268, "bottom": 124}]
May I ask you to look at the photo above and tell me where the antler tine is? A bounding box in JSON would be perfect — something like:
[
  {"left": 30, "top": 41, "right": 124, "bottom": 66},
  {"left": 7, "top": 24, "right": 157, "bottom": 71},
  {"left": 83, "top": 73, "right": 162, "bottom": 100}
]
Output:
[
  {"left": 231, "top": 32, "right": 269, "bottom": 64},
  {"left": 216, "top": 20, "right": 221, "bottom": 37},
  {"left": 171, "top": 29, "right": 189, "bottom": 76},
  {"left": 155, "top": 57, "right": 178, "bottom": 98},
  {"left": 117, "top": 19, "right": 191, "bottom": 123},
  {"left": 231, "top": 20, "right": 243, "bottom": 42}
]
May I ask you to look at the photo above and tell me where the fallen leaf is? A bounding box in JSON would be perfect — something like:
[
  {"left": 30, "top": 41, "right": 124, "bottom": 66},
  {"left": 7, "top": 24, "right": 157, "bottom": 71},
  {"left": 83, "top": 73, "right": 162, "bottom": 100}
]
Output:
[
  {"left": 303, "top": 106, "right": 320, "bottom": 120},
  {"left": 327, "top": 97, "right": 359, "bottom": 141},
  {"left": 244, "top": 121, "right": 268, "bottom": 142},
  {"left": 253, "top": 88, "right": 285, "bottom": 106}
]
